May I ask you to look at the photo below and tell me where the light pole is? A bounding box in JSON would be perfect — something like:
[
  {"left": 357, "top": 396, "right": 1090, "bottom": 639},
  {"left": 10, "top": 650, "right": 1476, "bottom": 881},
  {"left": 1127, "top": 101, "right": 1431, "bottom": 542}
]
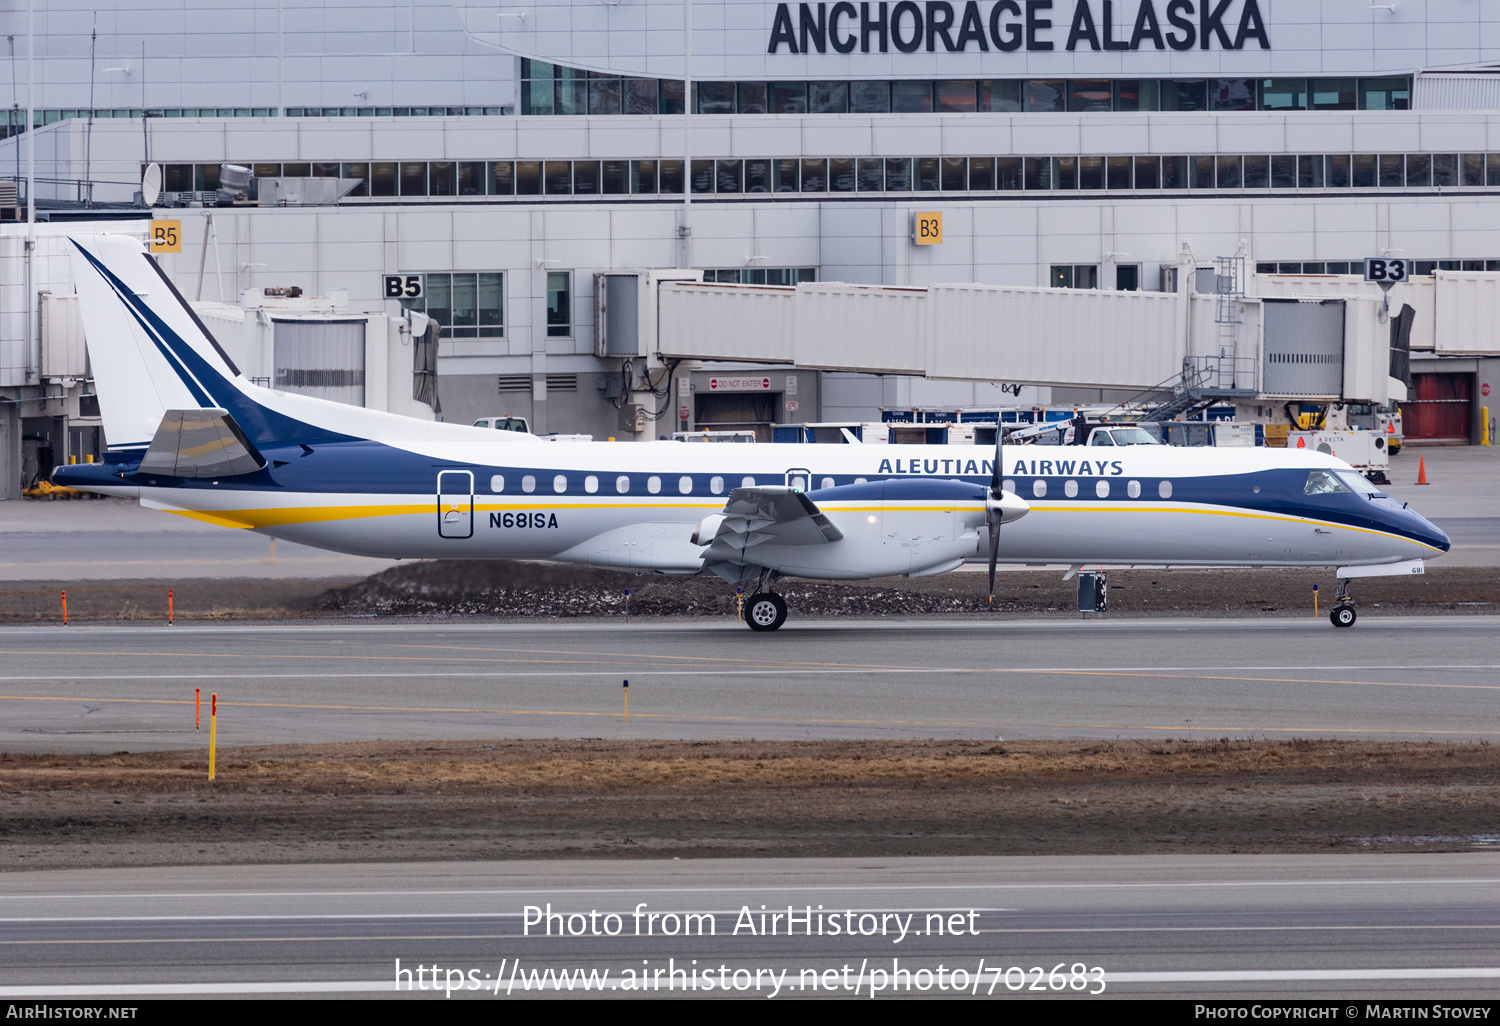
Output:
[{"left": 679, "top": 0, "right": 692, "bottom": 269}]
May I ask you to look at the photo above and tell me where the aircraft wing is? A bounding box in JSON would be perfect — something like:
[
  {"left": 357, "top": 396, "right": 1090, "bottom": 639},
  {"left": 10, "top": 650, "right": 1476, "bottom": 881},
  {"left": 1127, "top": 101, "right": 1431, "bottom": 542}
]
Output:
[{"left": 701, "top": 486, "right": 843, "bottom": 565}]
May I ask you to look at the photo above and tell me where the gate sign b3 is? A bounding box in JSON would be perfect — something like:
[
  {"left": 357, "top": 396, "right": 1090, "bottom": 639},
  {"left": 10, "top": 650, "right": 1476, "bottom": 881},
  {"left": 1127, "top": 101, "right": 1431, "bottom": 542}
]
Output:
[
  {"left": 912, "top": 212, "right": 943, "bottom": 245},
  {"left": 1364, "top": 258, "right": 1408, "bottom": 284},
  {"left": 384, "top": 274, "right": 423, "bottom": 299}
]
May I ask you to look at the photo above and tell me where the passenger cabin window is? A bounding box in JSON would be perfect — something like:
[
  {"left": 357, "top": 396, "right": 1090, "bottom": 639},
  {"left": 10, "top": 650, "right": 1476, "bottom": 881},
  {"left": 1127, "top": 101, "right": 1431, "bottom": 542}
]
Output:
[
  {"left": 1304, "top": 470, "right": 1351, "bottom": 495},
  {"left": 490, "top": 474, "right": 505, "bottom": 492}
]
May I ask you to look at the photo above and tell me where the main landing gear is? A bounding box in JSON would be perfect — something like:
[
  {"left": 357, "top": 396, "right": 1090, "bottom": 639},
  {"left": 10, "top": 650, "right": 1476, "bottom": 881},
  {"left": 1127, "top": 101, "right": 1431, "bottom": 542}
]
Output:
[
  {"left": 1330, "top": 578, "right": 1357, "bottom": 628},
  {"left": 744, "top": 571, "right": 788, "bottom": 632}
]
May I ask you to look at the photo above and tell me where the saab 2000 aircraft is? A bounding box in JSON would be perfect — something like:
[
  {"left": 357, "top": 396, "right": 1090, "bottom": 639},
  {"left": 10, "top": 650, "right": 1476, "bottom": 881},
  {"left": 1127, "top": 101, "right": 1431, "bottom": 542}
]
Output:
[{"left": 53, "top": 235, "right": 1449, "bottom": 631}]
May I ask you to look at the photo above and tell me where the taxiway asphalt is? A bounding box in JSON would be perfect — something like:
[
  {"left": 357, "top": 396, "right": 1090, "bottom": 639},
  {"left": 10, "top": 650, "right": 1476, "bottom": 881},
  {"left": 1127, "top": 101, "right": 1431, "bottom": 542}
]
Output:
[
  {"left": 1, "top": 855, "right": 1499, "bottom": 999},
  {"left": 1, "top": 616, "right": 1497, "bottom": 751}
]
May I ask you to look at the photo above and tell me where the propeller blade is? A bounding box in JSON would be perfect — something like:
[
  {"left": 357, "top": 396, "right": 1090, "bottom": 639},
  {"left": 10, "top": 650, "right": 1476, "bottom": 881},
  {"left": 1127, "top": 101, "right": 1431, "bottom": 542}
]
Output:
[
  {"left": 987, "top": 509, "right": 1001, "bottom": 604},
  {"left": 990, "top": 417, "right": 1002, "bottom": 496}
]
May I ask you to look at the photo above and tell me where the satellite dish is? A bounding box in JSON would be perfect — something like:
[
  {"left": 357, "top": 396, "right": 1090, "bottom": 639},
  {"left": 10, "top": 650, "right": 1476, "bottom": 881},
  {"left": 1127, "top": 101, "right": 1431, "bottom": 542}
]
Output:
[{"left": 141, "top": 162, "right": 162, "bottom": 207}]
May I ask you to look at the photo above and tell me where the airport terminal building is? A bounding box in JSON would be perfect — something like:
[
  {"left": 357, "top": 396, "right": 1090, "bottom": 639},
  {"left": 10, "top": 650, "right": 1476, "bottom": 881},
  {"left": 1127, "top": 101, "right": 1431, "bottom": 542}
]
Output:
[{"left": 3, "top": 0, "right": 1500, "bottom": 491}]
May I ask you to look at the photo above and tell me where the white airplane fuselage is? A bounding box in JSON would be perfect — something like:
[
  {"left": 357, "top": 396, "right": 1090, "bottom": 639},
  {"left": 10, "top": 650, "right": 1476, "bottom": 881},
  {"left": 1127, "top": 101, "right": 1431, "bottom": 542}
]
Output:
[
  {"left": 69, "top": 437, "right": 1449, "bottom": 579},
  {"left": 53, "top": 232, "right": 1449, "bottom": 596}
]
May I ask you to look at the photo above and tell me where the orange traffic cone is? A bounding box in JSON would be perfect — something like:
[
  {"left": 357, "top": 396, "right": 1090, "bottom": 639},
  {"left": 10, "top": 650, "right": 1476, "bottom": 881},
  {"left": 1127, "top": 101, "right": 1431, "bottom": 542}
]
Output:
[{"left": 1416, "top": 456, "right": 1429, "bottom": 485}]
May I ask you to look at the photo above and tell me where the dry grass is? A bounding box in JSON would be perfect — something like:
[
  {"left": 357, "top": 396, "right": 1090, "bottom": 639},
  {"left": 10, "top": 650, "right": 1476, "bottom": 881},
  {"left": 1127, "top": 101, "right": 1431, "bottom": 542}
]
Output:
[{"left": 5, "top": 737, "right": 1497, "bottom": 794}]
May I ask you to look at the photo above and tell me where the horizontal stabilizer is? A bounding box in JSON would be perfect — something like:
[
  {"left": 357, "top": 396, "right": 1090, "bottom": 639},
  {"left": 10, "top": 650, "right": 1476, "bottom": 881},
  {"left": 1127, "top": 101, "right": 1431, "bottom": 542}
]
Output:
[{"left": 137, "top": 409, "right": 266, "bottom": 479}]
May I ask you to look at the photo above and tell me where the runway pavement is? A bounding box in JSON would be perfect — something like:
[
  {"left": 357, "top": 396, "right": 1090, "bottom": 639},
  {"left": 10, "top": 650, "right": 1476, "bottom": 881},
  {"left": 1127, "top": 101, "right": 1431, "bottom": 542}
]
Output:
[
  {"left": 1, "top": 854, "right": 1499, "bottom": 999},
  {"left": 0, "top": 497, "right": 393, "bottom": 581},
  {"left": 1, "top": 616, "right": 1497, "bottom": 751}
]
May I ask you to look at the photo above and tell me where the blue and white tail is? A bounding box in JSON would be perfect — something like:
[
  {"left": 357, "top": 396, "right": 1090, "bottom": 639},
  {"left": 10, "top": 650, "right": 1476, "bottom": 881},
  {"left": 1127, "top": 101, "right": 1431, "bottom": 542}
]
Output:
[
  {"left": 68, "top": 234, "right": 510, "bottom": 452},
  {"left": 69, "top": 234, "right": 247, "bottom": 448}
]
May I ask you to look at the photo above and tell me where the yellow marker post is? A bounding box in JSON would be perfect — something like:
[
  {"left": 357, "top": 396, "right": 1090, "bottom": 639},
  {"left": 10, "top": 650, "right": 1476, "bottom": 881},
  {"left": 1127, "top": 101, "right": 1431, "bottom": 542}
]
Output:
[
  {"left": 1313, "top": 584, "right": 1319, "bottom": 620},
  {"left": 1483, "top": 406, "right": 1491, "bottom": 446},
  {"left": 208, "top": 692, "right": 218, "bottom": 781},
  {"left": 622, "top": 679, "right": 629, "bottom": 722}
]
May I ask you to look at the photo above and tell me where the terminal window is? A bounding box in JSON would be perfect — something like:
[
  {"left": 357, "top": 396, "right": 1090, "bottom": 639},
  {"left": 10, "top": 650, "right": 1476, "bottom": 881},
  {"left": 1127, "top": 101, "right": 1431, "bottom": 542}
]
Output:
[
  {"left": 547, "top": 272, "right": 572, "bottom": 338},
  {"left": 1051, "top": 265, "right": 1098, "bottom": 289},
  {"left": 401, "top": 273, "right": 504, "bottom": 339}
]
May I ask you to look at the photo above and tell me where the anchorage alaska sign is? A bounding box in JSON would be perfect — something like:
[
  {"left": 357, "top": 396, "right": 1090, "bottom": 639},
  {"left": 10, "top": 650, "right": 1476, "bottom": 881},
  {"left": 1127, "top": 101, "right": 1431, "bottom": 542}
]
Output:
[{"left": 767, "top": 0, "right": 1269, "bottom": 54}]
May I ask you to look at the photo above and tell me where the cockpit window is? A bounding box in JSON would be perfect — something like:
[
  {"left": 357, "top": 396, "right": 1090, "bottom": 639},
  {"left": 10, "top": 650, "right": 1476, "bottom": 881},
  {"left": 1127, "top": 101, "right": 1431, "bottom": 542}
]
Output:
[
  {"left": 1335, "top": 470, "right": 1384, "bottom": 497},
  {"left": 1304, "top": 470, "right": 1351, "bottom": 495}
]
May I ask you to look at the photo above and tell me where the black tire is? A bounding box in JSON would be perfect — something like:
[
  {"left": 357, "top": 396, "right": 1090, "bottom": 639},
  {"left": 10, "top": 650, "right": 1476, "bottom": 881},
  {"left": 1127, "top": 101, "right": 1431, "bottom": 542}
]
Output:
[
  {"left": 1330, "top": 604, "right": 1357, "bottom": 628},
  {"left": 745, "top": 592, "right": 788, "bottom": 632}
]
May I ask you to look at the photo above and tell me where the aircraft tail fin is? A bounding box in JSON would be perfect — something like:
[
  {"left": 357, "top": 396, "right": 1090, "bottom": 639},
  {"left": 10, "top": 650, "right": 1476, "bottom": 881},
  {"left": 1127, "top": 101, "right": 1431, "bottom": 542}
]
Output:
[
  {"left": 67, "top": 234, "right": 363, "bottom": 451},
  {"left": 68, "top": 234, "right": 248, "bottom": 449}
]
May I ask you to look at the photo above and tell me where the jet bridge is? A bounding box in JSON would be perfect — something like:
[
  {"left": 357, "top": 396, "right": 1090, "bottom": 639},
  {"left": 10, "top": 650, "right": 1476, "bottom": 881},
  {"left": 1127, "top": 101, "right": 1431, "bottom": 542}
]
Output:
[{"left": 612, "top": 269, "right": 1417, "bottom": 412}]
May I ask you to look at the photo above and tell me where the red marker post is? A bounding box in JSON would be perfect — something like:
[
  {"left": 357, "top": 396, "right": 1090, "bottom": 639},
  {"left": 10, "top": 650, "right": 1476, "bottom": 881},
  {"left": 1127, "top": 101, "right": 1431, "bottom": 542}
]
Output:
[
  {"left": 168, "top": 588, "right": 175, "bottom": 625},
  {"left": 195, "top": 687, "right": 201, "bottom": 731},
  {"left": 61, "top": 590, "right": 67, "bottom": 626}
]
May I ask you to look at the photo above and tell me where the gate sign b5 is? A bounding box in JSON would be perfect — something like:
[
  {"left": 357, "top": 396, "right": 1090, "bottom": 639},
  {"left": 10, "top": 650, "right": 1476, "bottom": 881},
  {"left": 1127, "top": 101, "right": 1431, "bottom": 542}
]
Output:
[
  {"left": 1364, "top": 258, "right": 1408, "bottom": 284},
  {"left": 384, "top": 274, "right": 423, "bottom": 299}
]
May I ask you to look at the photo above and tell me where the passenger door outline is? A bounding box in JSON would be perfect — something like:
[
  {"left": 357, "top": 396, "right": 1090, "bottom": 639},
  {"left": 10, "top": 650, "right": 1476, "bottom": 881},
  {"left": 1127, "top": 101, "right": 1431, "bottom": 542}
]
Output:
[{"left": 437, "top": 469, "right": 474, "bottom": 539}]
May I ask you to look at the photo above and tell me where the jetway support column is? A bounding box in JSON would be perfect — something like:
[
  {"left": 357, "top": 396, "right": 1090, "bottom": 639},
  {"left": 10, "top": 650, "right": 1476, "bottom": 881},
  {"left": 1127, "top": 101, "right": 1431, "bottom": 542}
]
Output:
[{"left": 0, "top": 401, "right": 19, "bottom": 499}]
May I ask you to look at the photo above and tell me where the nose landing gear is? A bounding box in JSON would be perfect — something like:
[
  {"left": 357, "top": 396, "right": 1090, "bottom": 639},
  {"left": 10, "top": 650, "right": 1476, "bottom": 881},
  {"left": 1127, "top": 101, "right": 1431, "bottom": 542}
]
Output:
[{"left": 1330, "top": 579, "right": 1357, "bottom": 628}]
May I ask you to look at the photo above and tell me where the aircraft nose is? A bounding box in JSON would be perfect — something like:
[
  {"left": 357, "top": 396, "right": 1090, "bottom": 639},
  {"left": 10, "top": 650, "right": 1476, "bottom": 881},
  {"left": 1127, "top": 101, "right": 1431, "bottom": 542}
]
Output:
[{"left": 1394, "top": 503, "right": 1450, "bottom": 553}]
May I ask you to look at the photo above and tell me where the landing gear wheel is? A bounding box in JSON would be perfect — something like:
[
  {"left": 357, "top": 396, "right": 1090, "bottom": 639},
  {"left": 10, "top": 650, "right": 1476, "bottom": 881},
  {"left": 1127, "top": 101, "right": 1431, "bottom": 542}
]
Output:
[
  {"left": 1330, "top": 604, "right": 1357, "bottom": 628},
  {"left": 745, "top": 592, "right": 788, "bottom": 632}
]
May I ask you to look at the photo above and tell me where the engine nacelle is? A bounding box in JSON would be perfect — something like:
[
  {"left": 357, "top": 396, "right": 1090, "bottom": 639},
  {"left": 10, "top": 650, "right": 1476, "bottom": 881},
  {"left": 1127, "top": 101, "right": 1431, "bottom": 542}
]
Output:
[{"left": 691, "top": 513, "right": 726, "bottom": 546}]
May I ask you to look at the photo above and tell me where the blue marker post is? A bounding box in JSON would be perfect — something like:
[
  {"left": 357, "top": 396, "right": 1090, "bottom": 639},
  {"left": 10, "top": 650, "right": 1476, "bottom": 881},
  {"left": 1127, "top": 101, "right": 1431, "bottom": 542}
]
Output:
[
  {"left": 1313, "top": 583, "right": 1319, "bottom": 619},
  {"left": 622, "top": 679, "right": 629, "bottom": 722},
  {"left": 736, "top": 586, "right": 743, "bottom": 623},
  {"left": 624, "top": 587, "right": 630, "bottom": 623}
]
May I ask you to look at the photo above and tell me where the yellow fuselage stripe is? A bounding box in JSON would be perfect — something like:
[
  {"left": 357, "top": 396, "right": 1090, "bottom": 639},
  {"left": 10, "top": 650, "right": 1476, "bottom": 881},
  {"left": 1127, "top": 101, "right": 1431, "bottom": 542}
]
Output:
[{"left": 155, "top": 496, "right": 1438, "bottom": 553}]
